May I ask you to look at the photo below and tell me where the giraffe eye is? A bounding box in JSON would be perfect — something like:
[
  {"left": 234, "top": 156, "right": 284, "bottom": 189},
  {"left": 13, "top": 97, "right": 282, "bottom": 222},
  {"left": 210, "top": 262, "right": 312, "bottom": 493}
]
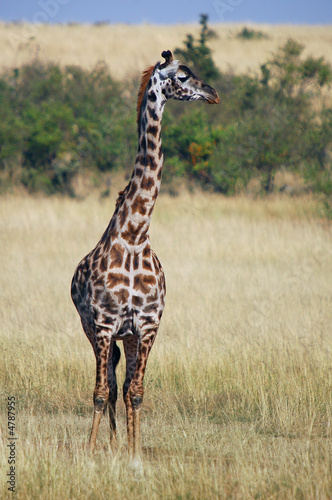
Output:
[{"left": 178, "top": 75, "right": 188, "bottom": 83}]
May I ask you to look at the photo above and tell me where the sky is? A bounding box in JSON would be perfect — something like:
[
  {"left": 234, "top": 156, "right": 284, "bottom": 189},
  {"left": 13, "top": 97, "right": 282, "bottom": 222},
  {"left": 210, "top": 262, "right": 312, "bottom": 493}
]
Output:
[{"left": 0, "top": 0, "right": 331, "bottom": 25}]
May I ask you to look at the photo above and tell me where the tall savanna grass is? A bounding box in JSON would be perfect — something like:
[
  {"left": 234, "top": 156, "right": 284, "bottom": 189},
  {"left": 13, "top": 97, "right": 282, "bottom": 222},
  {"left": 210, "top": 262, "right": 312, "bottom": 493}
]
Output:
[
  {"left": 0, "top": 192, "right": 331, "bottom": 499},
  {"left": 1, "top": 22, "right": 332, "bottom": 79}
]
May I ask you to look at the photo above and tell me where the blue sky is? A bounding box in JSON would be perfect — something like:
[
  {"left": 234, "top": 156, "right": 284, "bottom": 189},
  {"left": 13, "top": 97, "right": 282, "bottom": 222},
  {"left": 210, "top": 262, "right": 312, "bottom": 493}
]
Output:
[{"left": 0, "top": 0, "right": 331, "bottom": 25}]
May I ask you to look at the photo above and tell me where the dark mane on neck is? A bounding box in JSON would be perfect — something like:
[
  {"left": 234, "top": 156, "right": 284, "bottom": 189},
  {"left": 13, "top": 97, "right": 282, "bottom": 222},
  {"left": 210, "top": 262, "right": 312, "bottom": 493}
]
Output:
[
  {"left": 137, "top": 65, "right": 155, "bottom": 124},
  {"left": 114, "top": 65, "right": 157, "bottom": 212}
]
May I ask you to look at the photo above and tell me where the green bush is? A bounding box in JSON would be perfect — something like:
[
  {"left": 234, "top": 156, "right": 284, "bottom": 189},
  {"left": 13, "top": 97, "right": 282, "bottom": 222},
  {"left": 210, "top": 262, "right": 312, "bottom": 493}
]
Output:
[
  {"left": 162, "top": 108, "right": 221, "bottom": 185},
  {"left": 0, "top": 16, "right": 331, "bottom": 215},
  {"left": 0, "top": 80, "right": 27, "bottom": 162},
  {"left": 23, "top": 102, "right": 75, "bottom": 167},
  {"left": 162, "top": 35, "right": 332, "bottom": 197},
  {"left": 205, "top": 125, "right": 248, "bottom": 194},
  {"left": 302, "top": 109, "right": 332, "bottom": 213},
  {"left": 0, "top": 60, "right": 136, "bottom": 194},
  {"left": 263, "top": 38, "right": 332, "bottom": 98},
  {"left": 236, "top": 27, "right": 269, "bottom": 40}
]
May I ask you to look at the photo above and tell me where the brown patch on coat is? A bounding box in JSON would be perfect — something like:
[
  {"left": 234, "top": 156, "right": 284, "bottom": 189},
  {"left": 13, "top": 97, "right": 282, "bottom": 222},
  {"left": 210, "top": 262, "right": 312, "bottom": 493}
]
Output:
[
  {"left": 114, "top": 289, "right": 130, "bottom": 304},
  {"left": 109, "top": 243, "right": 124, "bottom": 268},
  {"left": 147, "top": 125, "right": 158, "bottom": 137},
  {"left": 124, "top": 253, "right": 131, "bottom": 272},
  {"left": 121, "top": 221, "right": 146, "bottom": 245},
  {"left": 142, "top": 259, "right": 153, "bottom": 271},
  {"left": 147, "top": 154, "right": 158, "bottom": 170},
  {"left": 131, "top": 194, "right": 148, "bottom": 216},
  {"left": 118, "top": 202, "right": 129, "bottom": 227},
  {"left": 133, "top": 252, "right": 140, "bottom": 270},
  {"left": 144, "top": 302, "right": 158, "bottom": 313},
  {"left": 132, "top": 295, "right": 144, "bottom": 307},
  {"left": 133, "top": 274, "right": 156, "bottom": 294},
  {"left": 127, "top": 181, "right": 138, "bottom": 201},
  {"left": 99, "top": 254, "right": 108, "bottom": 273},
  {"left": 147, "top": 139, "right": 157, "bottom": 150},
  {"left": 107, "top": 273, "right": 130, "bottom": 288},
  {"left": 146, "top": 288, "right": 158, "bottom": 303},
  {"left": 100, "top": 292, "right": 119, "bottom": 314},
  {"left": 143, "top": 246, "right": 150, "bottom": 258},
  {"left": 141, "top": 175, "right": 155, "bottom": 191}
]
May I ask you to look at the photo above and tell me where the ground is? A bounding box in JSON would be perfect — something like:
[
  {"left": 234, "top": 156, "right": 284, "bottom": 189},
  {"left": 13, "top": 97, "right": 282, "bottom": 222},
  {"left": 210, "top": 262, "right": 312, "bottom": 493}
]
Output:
[{"left": 0, "top": 191, "right": 331, "bottom": 499}]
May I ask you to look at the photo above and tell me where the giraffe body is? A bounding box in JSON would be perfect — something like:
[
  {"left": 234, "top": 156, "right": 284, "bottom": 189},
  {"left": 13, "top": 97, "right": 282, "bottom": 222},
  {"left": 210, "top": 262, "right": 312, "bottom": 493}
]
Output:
[{"left": 71, "top": 50, "right": 219, "bottom": 460}]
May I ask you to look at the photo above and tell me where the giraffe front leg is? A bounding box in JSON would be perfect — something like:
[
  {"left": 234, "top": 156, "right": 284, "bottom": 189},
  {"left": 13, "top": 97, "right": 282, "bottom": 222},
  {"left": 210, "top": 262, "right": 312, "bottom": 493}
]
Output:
[
  {"left": 123, "top": 337, "right": 138, "bottom": 458},
  {"left": 89, "top": 331, "right": 112, "bottom": 452},
  {"left": 123, "top": 331, "right": 156, "bottom": 461}
]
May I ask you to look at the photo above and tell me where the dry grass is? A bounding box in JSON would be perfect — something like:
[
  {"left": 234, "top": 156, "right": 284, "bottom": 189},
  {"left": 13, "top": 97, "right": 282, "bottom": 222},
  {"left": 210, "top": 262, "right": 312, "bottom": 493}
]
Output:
[
  {"left": 0, "top": 191, "right": 331, "bottom": 499},
  {"left": 1, "top": 22, "right": 331, "bottom": 498},
  {"left": 0, "top": 22, "right": 332, "bottom": 78}
]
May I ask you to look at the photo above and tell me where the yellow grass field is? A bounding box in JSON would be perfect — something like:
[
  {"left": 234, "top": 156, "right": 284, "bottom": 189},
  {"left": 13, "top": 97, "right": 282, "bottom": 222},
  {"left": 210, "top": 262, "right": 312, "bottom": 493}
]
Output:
[
  {"left": 0, "top": 20, "right": 332, "bottom": 499},
  {"left": 0, "top": 22, "right": 332, "bottom": 78},
  {"left": 0, "top": 191, "right": 331, "bottom": 499}
]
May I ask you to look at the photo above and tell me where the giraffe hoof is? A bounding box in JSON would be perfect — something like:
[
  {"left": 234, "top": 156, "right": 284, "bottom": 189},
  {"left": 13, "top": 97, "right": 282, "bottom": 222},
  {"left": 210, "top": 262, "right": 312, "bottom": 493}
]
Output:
[
  {"left": 94, "top": 397, "right": 105, "bottom": 411},
  {"left": 128, "top": 458, "right": 144, "bottom": 478}
]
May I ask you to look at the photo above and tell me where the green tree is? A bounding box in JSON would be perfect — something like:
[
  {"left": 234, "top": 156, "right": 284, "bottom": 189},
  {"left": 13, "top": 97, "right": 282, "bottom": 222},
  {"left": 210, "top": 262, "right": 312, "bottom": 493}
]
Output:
[
  {"left": 22, "top": 102, "right": 77, "bottom": 194},
  {"left": 174, "top": 14, "right": 220, "bottom": 81},
  {"left": 254, "top": 39, "right": 332, "bottom": 192},
  {"left": 302, "top": 108, "right": 332, "bottom": 214},
  {"left": 262, "top": 38, "right": 332, "bottom": 98}
]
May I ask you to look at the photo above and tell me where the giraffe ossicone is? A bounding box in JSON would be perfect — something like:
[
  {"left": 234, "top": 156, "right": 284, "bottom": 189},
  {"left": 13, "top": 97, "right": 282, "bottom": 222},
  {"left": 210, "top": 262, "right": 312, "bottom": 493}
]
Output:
[{"left": 71, "top": 49, "right": 219, "bottom": 461}]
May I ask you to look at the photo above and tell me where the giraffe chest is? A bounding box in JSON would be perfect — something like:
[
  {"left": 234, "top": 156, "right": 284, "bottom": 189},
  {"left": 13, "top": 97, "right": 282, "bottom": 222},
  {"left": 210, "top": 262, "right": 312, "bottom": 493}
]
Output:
[{"left": 72, "top": 239, "right": 165, "bottom": 337}]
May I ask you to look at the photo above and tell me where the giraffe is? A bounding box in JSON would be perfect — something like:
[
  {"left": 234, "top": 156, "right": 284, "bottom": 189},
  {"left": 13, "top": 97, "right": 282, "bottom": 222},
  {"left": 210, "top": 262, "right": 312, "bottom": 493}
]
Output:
[{"left": 71, "top": 50, "right": 219, "bottom": 462}]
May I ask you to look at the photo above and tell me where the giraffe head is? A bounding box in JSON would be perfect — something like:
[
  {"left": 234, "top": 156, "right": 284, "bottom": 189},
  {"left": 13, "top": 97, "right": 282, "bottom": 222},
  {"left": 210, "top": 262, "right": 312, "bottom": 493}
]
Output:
[
  {"left": 157, "top": 50, "right": 220, "bottom": 104},
  {"left": 137, "top": 50, "right": 219, "bottom": 125}
]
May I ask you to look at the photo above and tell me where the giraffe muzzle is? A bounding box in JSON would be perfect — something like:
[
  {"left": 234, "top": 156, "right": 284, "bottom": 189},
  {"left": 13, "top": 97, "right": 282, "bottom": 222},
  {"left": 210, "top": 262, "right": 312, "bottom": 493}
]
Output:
[{"left": 203, "top": 86, "right": 220, "bottom": 104}]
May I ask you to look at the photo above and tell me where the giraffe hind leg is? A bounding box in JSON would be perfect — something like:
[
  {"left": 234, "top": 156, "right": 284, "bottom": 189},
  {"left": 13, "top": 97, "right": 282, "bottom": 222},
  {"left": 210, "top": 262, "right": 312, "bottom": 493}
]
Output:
[
  {"left": 89, "top": 328, "right": 113, "bottom": 452},
  {"left": 106, "top": 341, "right": 121, "bottom": 451}
]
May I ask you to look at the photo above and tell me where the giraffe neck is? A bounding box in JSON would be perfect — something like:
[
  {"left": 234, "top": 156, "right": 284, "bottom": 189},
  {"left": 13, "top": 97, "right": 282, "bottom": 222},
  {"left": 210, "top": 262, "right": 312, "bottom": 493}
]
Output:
[{"left": 114, "top": 78, "right": 165, "bottom": 248}]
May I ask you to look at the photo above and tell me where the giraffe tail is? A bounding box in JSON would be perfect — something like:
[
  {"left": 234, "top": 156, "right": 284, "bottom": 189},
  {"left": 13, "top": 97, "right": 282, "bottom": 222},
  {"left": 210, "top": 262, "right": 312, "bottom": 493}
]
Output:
[
  {"left": 104, "top": 341, "right": 121, "bottom": 415},
  {"left": 113, "top": 341, "right": 121, "bottom": 367}
]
